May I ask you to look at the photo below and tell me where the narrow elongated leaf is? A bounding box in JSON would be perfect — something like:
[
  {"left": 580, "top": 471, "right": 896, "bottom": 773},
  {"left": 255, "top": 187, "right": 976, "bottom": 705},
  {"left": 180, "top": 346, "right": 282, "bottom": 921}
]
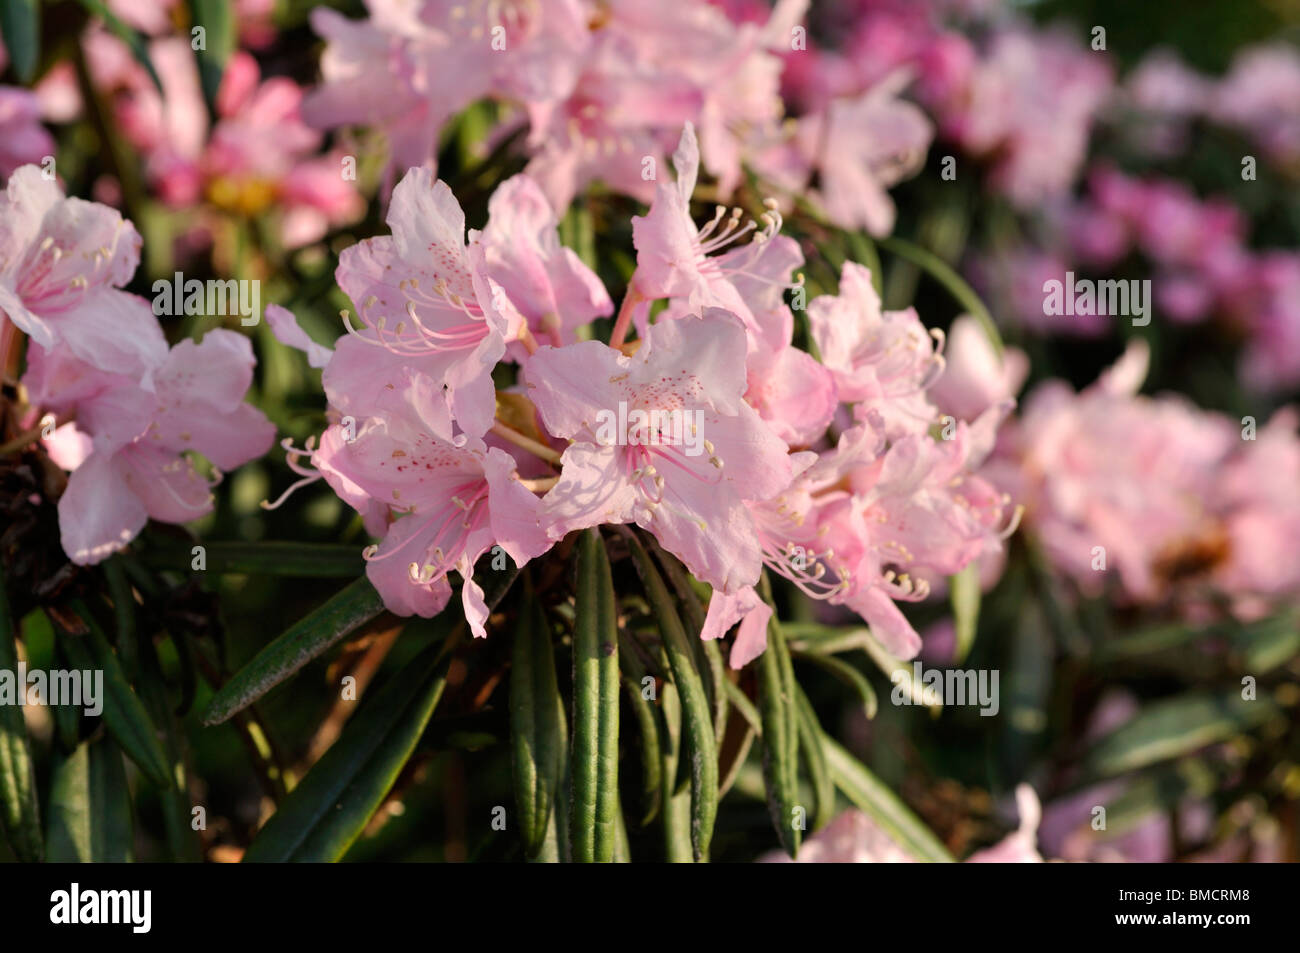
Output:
[
  {"left": 794, "top": 685, "right": 833, "bottom": 831},
  {"left": 619, "top": 645, "right": 662, "bottom": 827},
  {"left": 202, "top": 576, "right": 385, "bottom": 725},
  {"left": 622, "top": 530, "right": 717, "bottom": 861},
  {"left": 45, "top": 736, "right": 133, "bottom": 863},
  {"left": 0, "top": 0, "right": 39, "bottom": 83},
  {"left": 137, "top": 635, "right": 202, "bottom": 862},
  {"left": 650, "top": 544, "right": 728, "bottom": 748},
  {"left": 143, "top": 540, "right": 365, "bottom": 577},
  {"left": 510, "top": 589, "right": 565, "bottom": 860},
  {"left": 1081, "top": 690, "right": 1279, "bottom": 779},
  {"left": 570, "top": 530, "right": 619, "bottom": 862},
  {"left": 823, "top": 736, "right": 955, "bottom": 862},
  {"left": 0, "top": 569, "right": 42, "bottom": 862},
  {"left": 658, "top": 681, "right": 693, "bottom": 863},
  {"left": 244, "top": 645, "right": 449, "bottom": 862},
  {"left": 949, "top": 563, "right": 981, "bottom": 663},
  {"left": 104, "top": 558, "right": 139, "bottom": 683},
  {"left": 189, "top": 0, "right": 235, "bottom": 107},
  {"left": 53, "top": 604, "right": 172, "bottom": 789},
  {"left": 755, "top": 574, "right": 800, "bottom": 856},
  {"left": 794, "top": 651, "right": 878, "bottom": 720}
]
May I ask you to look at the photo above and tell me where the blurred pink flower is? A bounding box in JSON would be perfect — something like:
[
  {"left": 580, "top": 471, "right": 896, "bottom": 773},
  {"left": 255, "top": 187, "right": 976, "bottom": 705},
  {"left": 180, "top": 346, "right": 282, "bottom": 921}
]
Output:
[
  {"left": 0, "top": 89, "right": 55, "bottom": 181},
  {"left": 1210, "top": 44, "right": 1300, "bottom": 166},
  {"left": 1000, "top": 342, "right": 1241, "bottom": 604},
  {"left": 795, "top": 72, "right": 933, "bottom": 236},
  {"left": 941, "top": 28, "right": 1113, "bottom": 207}
]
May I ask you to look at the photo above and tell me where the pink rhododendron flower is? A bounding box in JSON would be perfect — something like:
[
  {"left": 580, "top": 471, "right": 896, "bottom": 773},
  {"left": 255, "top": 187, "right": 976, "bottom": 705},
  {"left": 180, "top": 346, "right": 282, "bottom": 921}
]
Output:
[
  {"left": 1210, "top": 44, "right": 1300, "bottom": 165},
  {"left": 928, "top": 315, "right": 1029, "bottom": 423},
  {"left": 795, "top": 72, "right": 934, "bottom": 236},
  {"left": 476, "top": 174, "right": 613, "bottom": 352},
  {"left": 940, "top": 28, "right": 1113, "bottom": 206},
  {"left": 743, "top": 404, "right": 1014, "bottom": 661},
  {"left": 0, "top": 89, "right": 55, "bottom": 181},
  {"left": 312, "top": 381, "right": 551, "bottom": 635},
  {"left": 328, "top": 166, "right": 512, "bottom": 436},
  {"left": 24, "top": 330, "right": 275, "bottom": 565},
  {"left": 0, "top": 166, "right": 165, "bottom": 378},
  {"left": 524, "top": 309, "right": 794, "bottom": 595},
  {"left": 808, "top": 261, "right": 945, "bottom": 439},
  {"left": 998, "top": 336, "right": 1300, "bottom": 615},
  {"left": 306, "top": 0, "right": 592, "bottom": 187},
  {"left": 631, "top": 123, "right": 778, "bottom": 337}
]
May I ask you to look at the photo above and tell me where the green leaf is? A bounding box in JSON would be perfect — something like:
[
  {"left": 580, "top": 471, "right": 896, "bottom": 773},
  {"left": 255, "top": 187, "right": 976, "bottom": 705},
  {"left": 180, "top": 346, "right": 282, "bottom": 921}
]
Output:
[
  {"left": 569, "top": 529, "right": 620, "bottom": 863},
  {"left": 949, "top": 563, "right": 981, "bottom": 663},
  {"left": 649, "top": 543, "right": 728, "bottom": 749},
  {"left": 621, "top": 530, "right": 717, "bottom": 861},
  {"left": 0, "top": 569, "right": 42, "bottom": 861},
  {"left": 618, "top": 641, "right": 661, "bottom": 827},
  {"left": 243, "top": 644, "right": 449, "bottom": 862},
  {"left": 0, "top": 0, "right": 40, "bottom": 83},
  {"left": 823, "top": 737, "right": 955, "bottom": 862},
  {"left": 136, "top": 634, "right": 203, "bottom": 862},
  {"left": 755, "top": 575, "right": 801, "bottom": 857},
  {"left": 189, "top": 0, "right": 235, "bottom": 108},
  {"left": 104, "top": 558, "right": 139, "bottom": 683},
  {"left": 52, "top": 604, "right": 172, "bottom": 789},
  {"left": 201, "top": 576, "right": 385, "bottom": 726},
  {"left": 142, "top": 540, "right": 365, "bottom": 577},
  {"left": 46, "top": 736, "right": 133, "bottom": 863},
  {"left": 510, "top": 587, "right": 565, "bottom": 861},
  {"left": 793, "top": 651, "right": 877, "bottom": 720},
  {"left": 1081, "top": 690, "right": 1279, "bottom": 779},
  {"left": 658, "top": 681, "right": 693, "bottom": 863},
  {"left": 877, "top": 235, "right": 1003, "bottom": 357},
  {"left": 794, "top": 685, "right": 833, "bottom": 832}
]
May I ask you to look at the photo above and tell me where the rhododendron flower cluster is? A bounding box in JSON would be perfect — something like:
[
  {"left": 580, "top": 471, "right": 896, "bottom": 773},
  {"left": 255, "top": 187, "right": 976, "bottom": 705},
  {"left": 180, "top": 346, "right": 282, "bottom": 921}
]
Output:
[
  {"left": 961, "top": 337, "right": 1300, "bottom": 620},
  {"left": 0, "top": 167, "right": 274, "bottom": 564},
  {"left": 266, "top": 125, "right": 1012, "bottom": 668},
  {"left": 302, "top": 0, "right": 933, "bottom": 234}
]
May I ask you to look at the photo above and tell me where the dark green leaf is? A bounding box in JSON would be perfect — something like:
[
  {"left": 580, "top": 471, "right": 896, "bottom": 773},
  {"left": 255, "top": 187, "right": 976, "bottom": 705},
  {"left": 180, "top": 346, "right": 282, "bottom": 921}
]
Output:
[
  {"left": 53, "top": 604, "right": 172, "bottom": 789},
  {"left": 621, "top": 530, "right": 717, "bottom": 861},
  {"left": 46, "top": 736, "right": 133, "bottom": 863},
  {"left": 569, "top": 530, "right": 619, "bottom": 862},
  {"left": 0, "top": 568, "right": 42, "bottom": 862},
  {"left": 243, "top": 644, "right": 449, "bottom": 862},
  {"left": 0, "top": 0, "right": 39, "bottom": 84},
  {"left": 1081, "top": 690, "right": 1279, "bottom": 779},
  {"left": 142, "top": 540, "right": 365, "bottom": 577},
  {"left": 510, "top": 587, "right": 565, "bottom": 860},
  {"left": 202, "top": 576, "right": 385, "bottom": 726}
]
